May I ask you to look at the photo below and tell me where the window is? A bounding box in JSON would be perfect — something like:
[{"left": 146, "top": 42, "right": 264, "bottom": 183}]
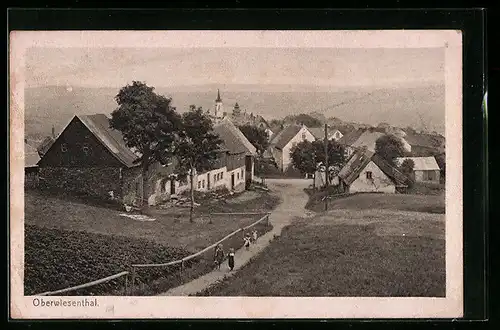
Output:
[
  {"left": 202, "top": 180, "right": 205, "bottom": 188},
  {"left": 237, "top": 172, "right": 239, "bottom": 180},
  {"left": 198, "top": 181, "right": 201, "bottom": 189},
  {"left": 61, "top": 143, "right": 68, "bottom": 153},
  {"left": 221, "top": 172, "right": 224, "bottom": 179},
  {"left": 366, "top": 171, "right": 373, "bottom": 180},
  {"left": 302, "top": 132, "right": 306, "bottom": 140},
  {"left": 82, "top": 144, "right": 90, "bottom": 155},
  {"left": 241, "top": 169, "right": 244, "bottom": 178},
  {"left": 214, "top": 174, "right": 217, "bottom": 182}
]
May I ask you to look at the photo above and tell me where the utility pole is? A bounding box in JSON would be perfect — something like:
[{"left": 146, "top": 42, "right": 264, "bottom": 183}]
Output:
[{"left": 324, "top": 123, "right": 329, "bottom": 211}]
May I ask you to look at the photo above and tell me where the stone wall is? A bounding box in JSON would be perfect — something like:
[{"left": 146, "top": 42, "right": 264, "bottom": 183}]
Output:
[{"left": 39, "top": 167, "right": 123, "bottom": 201}]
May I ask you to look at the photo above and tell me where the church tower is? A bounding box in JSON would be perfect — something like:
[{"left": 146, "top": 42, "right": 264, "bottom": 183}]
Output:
[
  {"left": 214, "top": 89, "right": 223, "bottom": 120},
  {"left": 233, "top": 102, "right": 241, "bottom": 116}
]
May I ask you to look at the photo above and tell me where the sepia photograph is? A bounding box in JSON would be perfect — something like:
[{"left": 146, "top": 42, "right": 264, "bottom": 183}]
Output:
[{"left": 10, "top": 30, "right": 463, "bottom": 319}]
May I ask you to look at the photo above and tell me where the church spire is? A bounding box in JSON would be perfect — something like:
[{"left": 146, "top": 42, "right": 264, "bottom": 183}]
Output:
[{"left": 215, "top": 89, "right": 222, "bottom": 102}]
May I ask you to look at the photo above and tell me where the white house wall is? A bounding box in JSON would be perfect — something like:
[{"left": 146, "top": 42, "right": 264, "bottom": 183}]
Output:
[
  {"left": 349, "top": 161, "right": 396, "bottom": 193},
  {"left": 282, "top": 126, "right": 316, "bottom": 172}
]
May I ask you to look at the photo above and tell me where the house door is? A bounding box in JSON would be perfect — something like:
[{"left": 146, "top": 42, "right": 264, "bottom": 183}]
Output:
[
  {"left": 207, "top": 173, "right": 211, "bottom": 190},
  {"left": 231, "top": 173, "right": 235, "bottom": 190},
  {"left": 170, "top": 178, "right": 176, "bottom": 195}
]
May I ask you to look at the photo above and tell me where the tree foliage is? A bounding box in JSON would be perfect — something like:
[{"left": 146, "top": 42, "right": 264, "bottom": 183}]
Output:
[
  {"left": 285, "top": 113, "right": 323, "bottom": 128},
  {"left": 110, "top": 81, "right": 182, "bottom": 206},
  {"left": 290, "top": 139, "right": 345, "bottom": 189},
  {"left": 175, "top": 105, "right": 223, "bottom": 222},
  {"left": 237, "top": 124, "right": 270, "bottom": 157},
  {"left": 375, "top": 134, "right": 407, "bottom": 167},
  {"left": 399, "top": 158, "right": 416, "bottom": 188}
]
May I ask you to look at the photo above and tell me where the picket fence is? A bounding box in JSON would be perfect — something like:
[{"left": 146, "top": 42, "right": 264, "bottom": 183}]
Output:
[{"left": 35, "top": 212, "right": 271, "bottom": 296}]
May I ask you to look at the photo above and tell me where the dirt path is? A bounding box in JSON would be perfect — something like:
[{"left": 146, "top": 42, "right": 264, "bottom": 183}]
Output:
[{"left": 158, "top": 179, "right": 312, "bottom": 296}]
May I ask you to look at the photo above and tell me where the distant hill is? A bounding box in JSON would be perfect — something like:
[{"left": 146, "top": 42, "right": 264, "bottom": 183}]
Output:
[{"left": 24, "top": 84, "right": 445, "bottom": 139}]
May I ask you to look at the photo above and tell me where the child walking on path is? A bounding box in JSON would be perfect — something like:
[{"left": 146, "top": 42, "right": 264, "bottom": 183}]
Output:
[
  {"left": 252, "top": 230, "right": 258, "bottom": 243},
  {"left": 243, "top": 234, "right": 251, "bottom": 251},
  {"left": 227, "top": 248, "right": 235, "bottom": 271},
  {"left": 213, "top": 244, "right": 224, "bottom": 270}
]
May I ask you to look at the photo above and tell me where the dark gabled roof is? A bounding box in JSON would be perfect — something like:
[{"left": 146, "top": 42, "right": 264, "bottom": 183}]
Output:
[
  {"left": 337, "top": 128, "right": 365, "bottom": 146},
  {"left": 338, "top": 148, "right": 374, "bottom": 185},
  {"left": 25, "top": 142, "right": 41, "bottom": 168},
  {"left": 77, "top": 114, "right": 140, "bottom": 168},
  {"left": 213, "top": 119, "right": 247, "bottom": 155},
  {"left": 371, "top": 154, "right": 409, "bottom": 186},
  {"left": 270, "top": 124, "right": 304, "bottom": 150},
  {"left": 338, "top": 148, "right": 408, "bottom": 187}
]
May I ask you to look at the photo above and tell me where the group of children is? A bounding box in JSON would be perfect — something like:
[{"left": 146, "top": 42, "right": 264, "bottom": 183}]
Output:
[{"left": 213, "top": 230, "right": 259, "bottom": 272}]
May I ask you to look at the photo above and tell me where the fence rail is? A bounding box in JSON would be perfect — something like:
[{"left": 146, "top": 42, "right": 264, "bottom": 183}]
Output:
[
  {"left": 33, "top": 212, "right": 271, "bottom": 296},
  {"left": 35, "top": 271, "right": 129, "bottom": 296},
  {"left": 128, "top": 212, "right": 271, "bottom": 294}
]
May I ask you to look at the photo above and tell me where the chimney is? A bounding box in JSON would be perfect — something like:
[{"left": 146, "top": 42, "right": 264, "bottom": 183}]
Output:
[{"left": 51, "top": 126, "right": 55, "bottom": 138}]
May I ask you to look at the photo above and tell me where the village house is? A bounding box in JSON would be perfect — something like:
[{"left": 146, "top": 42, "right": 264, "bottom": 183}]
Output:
[
  {"left": 156, "top": 95, "right": 257, "bottom": 201},
  {"left": 36, "top": 114, "right": 182, "bottom": 207},
  {"left": 25, "top": 141, "right": 41, "bottom": 188},
  {"left": 395, "top": 156, "right": 441, "bottom": 183},
  {"left": 332, "top": 148, "right": 408, "bottom": 194},
  {"left": 308, "top": 127, "right": 344, "bottom": 141},
  {"left": 268, "top": 124, "right": 316, "bottom": 172}
]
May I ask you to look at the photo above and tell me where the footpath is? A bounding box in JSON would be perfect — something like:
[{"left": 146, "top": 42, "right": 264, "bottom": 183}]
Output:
[{"left": 158, "top": 178, "right": 312, "bottom": 296}]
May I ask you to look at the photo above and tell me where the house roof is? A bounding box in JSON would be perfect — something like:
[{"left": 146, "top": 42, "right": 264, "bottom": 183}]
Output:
[
  {"left": 404, "top": 131, "right": 444, "bottom": 149},
  {"left": 351, "top": 131, "right": 385, "bottom": 152},
  {"left": 25, "top": 142, "right": 41, "bottom": 168},
  {"left": 77, "top": 114, "right": 140, "bottom": 168},
  {"left": 213, "top": 119, "right": 248, "bottom": 155},
  {"left": 395, "top": 156, "right": 440, "bottom": 171},
  {"left": 337, "top": 128, "right": 365, "bottom": 146},
  {"left": 308, "top": 127, "right": 342, "bottom": 140},
  {"left": 338, "top": 148, "right": 408, "bottom": 186},
  {"left": 270, "top": 124, "right": 306, "bottom": 150},
  {"left": 215, "top": 117, "right": 257, "bottom": 156}
]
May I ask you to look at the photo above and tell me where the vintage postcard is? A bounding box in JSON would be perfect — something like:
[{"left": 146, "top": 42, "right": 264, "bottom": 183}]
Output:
[{"left": 10, "top": 30, "right": 463, "bottom": 319}]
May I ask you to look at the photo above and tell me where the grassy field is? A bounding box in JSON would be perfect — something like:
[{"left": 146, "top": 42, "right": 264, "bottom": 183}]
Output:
[
  {"left": 25, "top": 190, "right": 280, "bottom": 251},
  {"left": 199, "top": 193, "right": 445, "bottom": 297},
  {"left": 306, "top": 191, "right": 445, "bottom": 214}
]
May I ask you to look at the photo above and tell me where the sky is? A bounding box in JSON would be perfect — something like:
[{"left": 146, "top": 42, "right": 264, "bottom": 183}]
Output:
[{"left": 25, "top": 47, "right": 445, "bottom": 90}]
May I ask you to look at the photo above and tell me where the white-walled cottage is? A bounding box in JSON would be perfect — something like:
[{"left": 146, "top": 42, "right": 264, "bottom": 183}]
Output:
[{"left": 268, "top": 124, "right": 316, "bottom": 172}]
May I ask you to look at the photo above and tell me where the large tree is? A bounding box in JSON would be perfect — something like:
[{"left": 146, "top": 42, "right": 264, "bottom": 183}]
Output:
[
  {"left": 400, "top": 158, "right": 415, "bottom": 188},
  {"left": 110, "top": 81, "right": 182, "bottom": 207},
  {"left": 312, "top": 139, "right": 345, "bottom": 188},
  {"left": 290, "top": 139, "right": 345, "bottom": 190},
  {"left": 176, "top": 105, "right": 223, "bottom": 222},
  {"left": 290, "top": 141, "right": 317, "bottom": 188},
  {"left": 237, "top": 124, "right": 270, "bottom": 157},
  {"left": 375, "top": 134, "right": 407, "bottom": 167}
]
